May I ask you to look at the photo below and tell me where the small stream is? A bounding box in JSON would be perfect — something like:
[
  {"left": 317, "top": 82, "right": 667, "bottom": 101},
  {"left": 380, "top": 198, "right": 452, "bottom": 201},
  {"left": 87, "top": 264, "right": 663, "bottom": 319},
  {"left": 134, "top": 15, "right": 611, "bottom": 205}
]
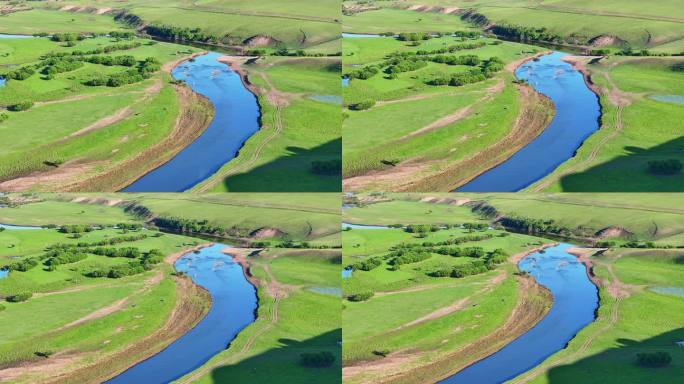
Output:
[
  {"left": 439, "top": 243, "right": 598, "bottom": 383},
  {"left": 121, "top": 52, "right": 260, "bottom": 192},
  {"left": 457, "top": 52, "right": 601, "bottom": 192},
  {"left": 106, "top": 243, "right": 257, "bottom": 383}
]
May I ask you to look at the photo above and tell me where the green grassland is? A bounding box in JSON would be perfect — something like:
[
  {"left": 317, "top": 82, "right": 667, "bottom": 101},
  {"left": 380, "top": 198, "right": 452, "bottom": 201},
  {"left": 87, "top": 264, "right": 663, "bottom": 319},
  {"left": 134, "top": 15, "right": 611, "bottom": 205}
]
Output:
[
  {"left": 3, "top": 0, "right": 340, "bottom": 50},
  {"left": 193, "top": 57, "right": 342, "bottom": 192},
  {"left": 529, "top": 56, "right": 684, "bottom": 192},
  {"left": 342, "top": 33, "right": 549, "bottom": 191},
  {"left": 0, "top": 34, "right": 205, "bottom": 191},
  {"left": 511, "top": 248, "right": 684, "bottom": 384},
  {"left": 0, "top": 9, "right": 126, "bottom": 35},
  {"left": 0, "top": 192, "right": 341, "bottom": 383},
  {"left": 343, "top": 8, "right": 473, "bottom": 34},
  {"left": 341, "top": 201, "right": 551, "bottom": 383},
  {"left": 1, "top": 193, "right": 342, "bottom": 246},
  {"left": 344, "top": 0, "right": 684, "bottom": 51}
]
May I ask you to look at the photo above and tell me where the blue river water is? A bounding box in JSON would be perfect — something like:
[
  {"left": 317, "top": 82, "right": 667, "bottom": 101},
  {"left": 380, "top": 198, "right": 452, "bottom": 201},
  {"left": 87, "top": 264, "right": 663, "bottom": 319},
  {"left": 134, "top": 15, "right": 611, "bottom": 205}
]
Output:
[
  {"left": 440, "top": 243, "right": 598, "bottom": 384},
  {"left": 342, "top": 223, "right": 389, "bottom": 230},
  {"left": 342, "top": 33, "right": 381, "bottom": 38},
  {"left": 122, "top": 52, "right": 260, "bottom": 192},
  {"left": 457, "top": 52, "right": 601, "bottom": 192},
  {"left": 0, "top": 223, "right": 41, "bottom": 230},
  {"left": 106, "top": 244, "right": 257, "bottom": 383}
]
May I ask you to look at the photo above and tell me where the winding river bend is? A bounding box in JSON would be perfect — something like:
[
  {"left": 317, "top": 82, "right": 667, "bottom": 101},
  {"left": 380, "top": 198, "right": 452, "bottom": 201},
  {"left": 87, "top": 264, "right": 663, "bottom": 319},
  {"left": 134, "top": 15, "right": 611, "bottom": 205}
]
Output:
[
  {"left": 440, "top": 243, "right": 598, "bottom": 384},
  {"left": 122, "top": 52, "right": 260, "bottom": 192},
  {"left": 457, "top": 52, "right": 601, "bottom": 192},
  {"left": 106, "top": 244, "right": 257, "bottom": 383}
]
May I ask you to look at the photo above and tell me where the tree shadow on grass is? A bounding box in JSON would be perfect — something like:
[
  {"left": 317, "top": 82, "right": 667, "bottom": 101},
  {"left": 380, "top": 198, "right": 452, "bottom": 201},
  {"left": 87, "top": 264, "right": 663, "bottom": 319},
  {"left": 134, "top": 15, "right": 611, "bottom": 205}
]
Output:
[
  {"left": 547, "top": 328, "right": 684, "bottom": 384},
  {"left": 559, "top": 136, "right": 684, "bottom": 191},
  {"left": 223, "top": 138, "right": 341, "bottom": 192},
  {"left": 210, "top": 329, "right": 341, "bottom": 384}
]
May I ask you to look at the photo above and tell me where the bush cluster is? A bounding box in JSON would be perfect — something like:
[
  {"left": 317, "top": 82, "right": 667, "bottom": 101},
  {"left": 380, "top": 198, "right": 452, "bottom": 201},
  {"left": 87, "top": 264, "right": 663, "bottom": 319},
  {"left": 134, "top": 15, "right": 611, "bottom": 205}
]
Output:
[{"left": 347, "top": 291, "right": 374, "bottom": 302}]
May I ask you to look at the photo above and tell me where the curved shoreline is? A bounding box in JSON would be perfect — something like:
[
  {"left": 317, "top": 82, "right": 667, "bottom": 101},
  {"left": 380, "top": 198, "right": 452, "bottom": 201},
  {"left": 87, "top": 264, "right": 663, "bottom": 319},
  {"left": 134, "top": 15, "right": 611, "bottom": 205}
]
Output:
[
  {"left": 0, "top": 52, "right": 215, "bottom": 192},
  {"left": 105, "top": 243, "right": 260, "bottom": 383},
  {"left": 120, "top": 52, "right": 262, "bottom": 192},
  {"left": 456, "top": 51, "right": 602, "bottom": 192}
]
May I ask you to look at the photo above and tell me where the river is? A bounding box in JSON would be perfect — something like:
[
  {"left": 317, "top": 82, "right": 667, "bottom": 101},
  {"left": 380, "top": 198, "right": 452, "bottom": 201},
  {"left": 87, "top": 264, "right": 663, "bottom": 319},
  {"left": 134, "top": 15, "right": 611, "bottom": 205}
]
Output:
[
  {"left": 106, "top": 243, "right": 257, "bottom": 383},
  {"left": 456, "top": 52, "right": 601, "bottom": 192},
  {"left": 439, "top": 243, "right": 598, "bottom": 383},
  {"left": 121, "top": 52, "right": 260, "bottom": 192}
]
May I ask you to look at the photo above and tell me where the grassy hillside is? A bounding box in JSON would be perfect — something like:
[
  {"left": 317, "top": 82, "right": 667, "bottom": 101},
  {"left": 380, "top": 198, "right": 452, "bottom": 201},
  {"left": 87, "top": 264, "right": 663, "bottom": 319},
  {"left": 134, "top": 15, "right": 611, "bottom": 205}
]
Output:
[
  {"left": 2, "top": 0, "right": 340, "bottom": 50},
  {"left": 344, "top": 0, "right": 684, "bottom": 51}
]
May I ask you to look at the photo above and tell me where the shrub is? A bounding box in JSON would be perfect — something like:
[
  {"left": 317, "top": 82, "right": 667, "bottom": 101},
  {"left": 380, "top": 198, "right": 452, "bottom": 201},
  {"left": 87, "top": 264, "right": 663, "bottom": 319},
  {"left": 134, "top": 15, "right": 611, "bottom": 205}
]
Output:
[
  {"left": 348, "top": 291, "right": 374, "bottom": 302},
  {"left": 0, "top": 304, "right": 5, "bottom": 312},
  {"left": 636, "top": 352, "right": 671, "bottom": 368},
  {"left": 349, "top": 100, "right": 375, "bottom": 111},
  {"left": 6, "top": 292, "right": 32, "bottom": 302},
  {"left": 8, "top": 101, "right": 34, "bottom": 111},
  {"left": 0, "top": 113, "right": 8, "bottom": 123},
  {"left": 300, "top": 351, "right": 335, "bottom": 368},
  {"left": 648, "top": 159, "right": 682, "bottom": 175}
]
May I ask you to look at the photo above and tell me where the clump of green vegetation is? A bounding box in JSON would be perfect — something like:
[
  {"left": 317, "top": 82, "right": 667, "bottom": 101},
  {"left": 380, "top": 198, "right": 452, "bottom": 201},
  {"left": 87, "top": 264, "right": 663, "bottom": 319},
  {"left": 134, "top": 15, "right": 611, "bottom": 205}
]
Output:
[
  {"left": 6, "top": 292, "right": 33, "bottom": 303},
  {"left": 0, "top": 113, "right": 8, "bottom": 124},
  {"left": 349, "top": 100, "right": 375, "bottom": 111},
  {"left": 347, "top": 291, "right": 374, "bottom": 302},
  {"left": 349, "top": 66, "right": 379, "bottom": 80},
  {"left": 300, "top": 351, "right": 335, "bottom": 368},
  {"left": 7, "top": 101, "right": 34, "bottom": 112},
  {"left": 636, "top": 352, "right": 671, "bottom": 368},
  {"left": 648, "top": 159, "right": 682, "bottom": 175},
  {"left": 350, "top": 257, "right": 383, "bottom": 271},
  {"left": 4, "top": 66, "right": 35, "bottom": 81}
]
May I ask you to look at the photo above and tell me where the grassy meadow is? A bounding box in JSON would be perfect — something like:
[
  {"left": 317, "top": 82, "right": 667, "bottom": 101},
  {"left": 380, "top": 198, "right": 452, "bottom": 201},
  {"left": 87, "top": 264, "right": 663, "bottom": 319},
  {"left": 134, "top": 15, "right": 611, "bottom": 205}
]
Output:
[
  {"left": 343, "top": 194, "right": 684, "bottom": 383},
  {"left": 0, "top": 193, "right": 341, "bottom": 383},
  {"left": 343, "top": 0, "right": 684, "bottom": 51},
  {"left": 2, "top": 1, "right": 340, "bottom": 50}
]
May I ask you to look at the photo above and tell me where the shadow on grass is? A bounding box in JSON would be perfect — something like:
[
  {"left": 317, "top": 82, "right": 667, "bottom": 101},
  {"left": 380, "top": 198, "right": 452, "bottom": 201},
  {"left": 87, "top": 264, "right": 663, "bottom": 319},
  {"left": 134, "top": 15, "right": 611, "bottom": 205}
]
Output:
[
  {"left": 547, "top": 328, "right": 684, "bottom": 383},
  {"left": 559, "top": 136, "right": 684, "bottom": 191},
  {"left": 223, "top": 138, "right": 341, "bottom": 192},
  {"left": 210, "top": 329, "right": 341, "bottom": 384}
]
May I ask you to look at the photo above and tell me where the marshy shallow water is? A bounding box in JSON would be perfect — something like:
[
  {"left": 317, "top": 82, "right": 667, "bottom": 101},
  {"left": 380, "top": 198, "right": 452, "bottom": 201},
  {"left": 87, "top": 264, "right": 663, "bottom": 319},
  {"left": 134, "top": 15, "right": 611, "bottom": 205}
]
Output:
[
  {"left": 106, "top": 243, "right": 257, "bottom": 384},
  {"left": 457, "top": 52, "right": 601, "bottom": 192},
  {"left": 440, "top": 243, "right": 598, "bottom": 384},
  {"left": 122, "top": 52, "right": 260, "bottom": 192}
]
